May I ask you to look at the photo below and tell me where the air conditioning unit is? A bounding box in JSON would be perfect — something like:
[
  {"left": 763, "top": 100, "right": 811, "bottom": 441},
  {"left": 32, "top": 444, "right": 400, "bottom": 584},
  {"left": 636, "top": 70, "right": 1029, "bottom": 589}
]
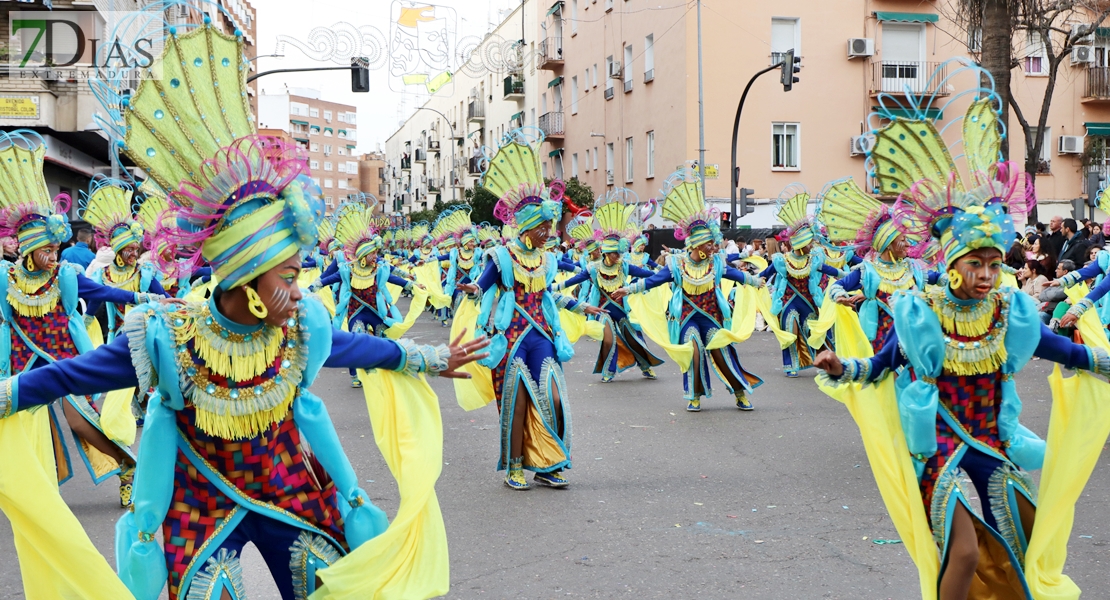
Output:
[
  {"left": 1072, "top": 45, "right": 1095, "bottom": 64},
  {"left": 1059, "top": 135, "right": 1084, "bottom": 155},
  {"left": 608, "top": 61, "right": 622, "bottom": 79},
  {"left": 849, "top": 135, "right": 873, "bottom": 156},
  {"left": 468, "top": 87, "right": 478, "bottom": 100},
  {"left": 1072, "top": 23, "right": 1095, "bottom": 45},
  {"left": 847, "top": 38, "right": 874, "bottom": 59}
]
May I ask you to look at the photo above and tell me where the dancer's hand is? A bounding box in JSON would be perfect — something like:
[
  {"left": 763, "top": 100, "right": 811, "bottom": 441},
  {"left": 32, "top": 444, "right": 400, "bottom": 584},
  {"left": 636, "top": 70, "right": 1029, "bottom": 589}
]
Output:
[
  {"left": 836, "top": 295, "right": 864, "bottom": 306},
  {"left": 440, "top": 329, "right": 491, "bottom": 379},
  {"left": 582, "top": 304, "right": 606, "bottom": 316},
  {"left": 457, "top": 283, "right": 480, "bottom": 295},
  {"left": 813, "top": 350, "right": 843, "bottom": 376},
  {"left": 1044, "top": 279, "right": 1061, "bottom": 287},
  {"left": 609, "top": 288, "right": 629, "bottom": 301},
  {"left": 1060, "top": 312, "right": 1079, "bottom": 328},
  {"left": 158, "top": 297, "right": 186, "bottom": 306}
]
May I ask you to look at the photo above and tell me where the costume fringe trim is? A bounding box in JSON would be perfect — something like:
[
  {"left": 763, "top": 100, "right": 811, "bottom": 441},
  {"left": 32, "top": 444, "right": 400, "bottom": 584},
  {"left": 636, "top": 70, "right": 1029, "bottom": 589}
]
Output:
[
  {"left": 6, "top": 265, "right": 59, "bottom": 317},
  {"left": 289, "top": 531, "right": 341, "bottom": 600},
  {"left": 185, "top": 548, "right": 246, "bottom": 600},
  {"left": 123, "top": 306, "right": 157, "bottom": 392},
  {"left": 190, "top": 303, "right": 284, "bottom": 381},
  {"left": 680, "top": 256, "right": 714, "bottom": 296}
]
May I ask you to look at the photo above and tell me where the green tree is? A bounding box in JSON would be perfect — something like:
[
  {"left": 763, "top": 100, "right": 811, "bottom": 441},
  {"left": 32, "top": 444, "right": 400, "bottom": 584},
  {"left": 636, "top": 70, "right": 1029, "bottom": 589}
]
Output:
[{"left": 465, "top": 184, "right": 501, "bottom": 225}]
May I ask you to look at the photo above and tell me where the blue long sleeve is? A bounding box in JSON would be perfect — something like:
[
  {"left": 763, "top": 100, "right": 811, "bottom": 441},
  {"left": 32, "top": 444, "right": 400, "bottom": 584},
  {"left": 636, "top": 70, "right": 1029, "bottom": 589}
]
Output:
[
  {"left": 148, "top": 277, "right": 169, "bottom": 298},
  {"left": 636, "top": 266, "right": 673, "bottom": 292},
  {"left": 819, "top": 264, "right": 842, "bottom": 278},
  {"left": 387, "top": 274, "right": 411, "bottom": 288},
  {"left": 1082, "top": 273, "right": 1110, "bottom": 306},
  {"left": 848, "top": 255, "right": 863, "bottom": 267},
  {"left": 13, "top": 333, "right": 139, "bottom": 411},
  {"left": 558, "top": 271, "right": 590, "bottom": 289},
  {"left": 834, "top": 269, "right": 863, "bottom": 293},
  {"left": 646, "top": 259, "right": 660, "bottom": 270},
  {"left": 558, "top": 260, "right": 581, "bottom": 273},
  {"left": 926, "top": 271, "right": 941, "bottom": 285},
  {"left": 318, "top": 271, "right": 341, "bottom": 287},
  {"left": 1071, "top": 260, "right": 1104, "bottom": 282},
  {"left": 758, "top": 265, "right": 775, "bottom": 280},
  {"left": 322, "top": 260, "right": 339, "bottom": 279},
  {"left": 627, "top": 265, "right": 656, "bottom": 280},
  {"left": 723, "top": 266, "right": 752, "bottom": 284},
  {"left": 475, "top": 261, "right": 501, "bottom": 293},
  {"left": 77, "top": 272, "right": 139, "bottom": 306},
  {"left": 323, "top": 329, "right": 405, "bottom": 370},
  {"left": 1033, "top": 324, "right": 1094, "bottom": 369}
]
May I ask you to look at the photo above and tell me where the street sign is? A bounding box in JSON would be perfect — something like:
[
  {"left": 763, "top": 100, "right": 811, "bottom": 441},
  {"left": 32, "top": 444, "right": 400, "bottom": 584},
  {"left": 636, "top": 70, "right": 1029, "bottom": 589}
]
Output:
[
  {"left": 704, "top": 164, "right": 719, "bottom": 179},
  {"left": 0, "top": 96, "right": 39, "bottom": 119}
]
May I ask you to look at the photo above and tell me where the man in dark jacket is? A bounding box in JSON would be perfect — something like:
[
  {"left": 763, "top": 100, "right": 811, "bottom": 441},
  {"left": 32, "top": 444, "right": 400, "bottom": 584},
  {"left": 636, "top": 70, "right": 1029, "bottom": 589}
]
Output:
[
  {"left": 1059, "top": 218, "right": 1091, "bottom": 266},
  {"left": 1042, "top": 215, "right": 1065, "bottom": 259}
]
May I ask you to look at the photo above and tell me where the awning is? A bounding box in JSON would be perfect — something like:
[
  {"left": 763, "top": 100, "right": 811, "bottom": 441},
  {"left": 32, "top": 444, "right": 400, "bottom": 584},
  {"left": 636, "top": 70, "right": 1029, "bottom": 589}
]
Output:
[
  {"left": 548, "top": 76, "right": 563, "bottom": 88},
  {"left": 347, "top": 144, "right": 357, "bottom": 149},
  {"left": 1098, "top": 27, "right": 1110, "bottom": 38},
  {"left": 878, "top": 107, "right": 943, "bottom": 120},
  {"left": 1086, "top": 122, "right": 1110, "bottom": 136},
  {"left": 468, "top": 130, "right": 481, "bottom": 139},
  {"left": 294, "top": 136, "right": 309, "bottom": 143},
  {"left": 511, "top": 111, "right": 524, "bottom": 121},
  {"left": 548, "top": 148, "right": 564, "bottom": 157},
  {"left": 338, "top": 129, "right": 347, "bottom": 134},
  {"left": 324, "top": 127, "right": 334, "bottom": 133},
  {"left": 290, "top": 119, "right": 309, "bottom": 125},
  {"left": 310, "top": 126, "right": 321, "bottom": 131},
  {"left": 874, "top": 12, "right": 938, "bottom": 23},
  {"left": 546, "top": 1, "right": 564, "bottom": 17}
]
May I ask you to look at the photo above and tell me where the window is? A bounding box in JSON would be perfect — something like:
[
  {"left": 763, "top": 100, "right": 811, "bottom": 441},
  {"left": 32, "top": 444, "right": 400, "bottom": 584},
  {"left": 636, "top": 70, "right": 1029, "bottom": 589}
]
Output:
[
  {"left": 348, "top": 114, "right": 356, "bottom": 125},
  {"left": 1024, "top": 32, "right": 1047, "bottom": 75},
  {"left": 968, "top": 27, "right": 982, "bottom": 54},
  {"left": 772, "top": 122, "right": 800, "bottom": 170},
  {"left": 624, "top": 44, "right": 633, "bottom": 90},
  {"left": 325, "top": 196, "right": 334, "bottom": 209},
  {"left": 571, "top": 0, "right": 578, "bottom": 33},
  {"left": 606, "top": 143, "right": 615, "bottom": 184},
  {"left": 592, "top": 64, "right": 599, "bottom": 87},
  {"left": 625, "top": 137, "right": 634, "bottom": 182},
  {"left": 646, "top": 130, "right": 655, "bottom": 178},
  {"left": 585, "top": 148, "right": 591, "bottom": 172},
  {"left": 1028, "top": 127, "right": 1051, "bottom": 174},
  {"left": 771, "top": 17, "right": 800, "bottom": 65},
  {"left": 324, "top": 179, "right": 333, "bottom": 188},
  {"left": 593, "top": 146, "right": 599, "bottom": 170},
  {"left": 338, "top": 148, "right": 346, "bottom": 156},
  {"left": 324, "top": 110, "right": 332, "bottom": 122},
  {"left": 571, "top": 76, "right": 579, "bottom": 114},
  {"left": 338, "top": 179, "right": 348, "bottom": 189},
  {"left": 644, "top": 34, "right": 655, "bottom": 79},
  {"left": 324, "top": 161, "right": 333, "bottom": 171},
  {"left": 310, "top": 160, "right": 320, "bottom": 169},
  {"left": 310, "top": 108, "right": 319, "bottom": 118},
  {"left": 347, "top": 130, "right": 356, "bottom": 141},
  {"left": 541, "top": 92, "right": 547, "bottom": 115},
  {"left": 347, "top": 161, "right": 359, "bottom": 173},
  {"left": 554, "top": 154, "right": 564, "bottom": 179},
  {"left": 323, "top": 144, "right": 332, "bottom": 155},
  {"left": 311, "top": 143, "right": 319, "bottom": 152},
  {"left": 605, "top": 56, "right": 614, "bottom": 93},
  {"left": 338, "top": 113, "right": 347, "bottom": 123},
  {"left": 572, "top": 152, "right": 579, "bottom": 178}
]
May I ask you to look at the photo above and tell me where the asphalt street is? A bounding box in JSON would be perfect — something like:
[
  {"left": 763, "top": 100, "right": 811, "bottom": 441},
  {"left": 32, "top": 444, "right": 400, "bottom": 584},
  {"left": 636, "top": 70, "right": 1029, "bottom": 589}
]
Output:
[{"left": 2, "top": 315, "right": 1110, "bottom": 599}]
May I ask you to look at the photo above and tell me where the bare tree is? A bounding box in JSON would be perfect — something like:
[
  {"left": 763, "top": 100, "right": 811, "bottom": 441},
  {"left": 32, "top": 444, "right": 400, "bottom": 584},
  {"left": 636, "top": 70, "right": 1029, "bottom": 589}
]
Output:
[{"left": 946, "top": 1, "right": 1110, "bottom": 222}]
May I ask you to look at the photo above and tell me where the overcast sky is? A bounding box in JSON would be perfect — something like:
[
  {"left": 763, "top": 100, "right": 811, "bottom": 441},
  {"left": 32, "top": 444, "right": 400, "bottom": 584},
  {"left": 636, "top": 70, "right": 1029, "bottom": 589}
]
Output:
[{"left": 254, "top": 0, "right": 520, "bottom": 154}]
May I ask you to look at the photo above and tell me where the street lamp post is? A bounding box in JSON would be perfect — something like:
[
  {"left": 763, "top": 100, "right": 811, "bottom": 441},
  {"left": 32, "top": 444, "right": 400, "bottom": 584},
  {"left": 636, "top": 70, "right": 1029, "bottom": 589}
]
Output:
[{"left": 414, "top": 106, "right": 457, "bottom": 203}]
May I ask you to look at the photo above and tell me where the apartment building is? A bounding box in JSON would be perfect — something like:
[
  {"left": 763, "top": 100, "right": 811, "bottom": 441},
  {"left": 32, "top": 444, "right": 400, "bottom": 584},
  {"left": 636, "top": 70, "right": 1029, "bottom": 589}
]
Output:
[
  {"left": 0, "top": 0, "right": 257, "bottom": 215},
  {"left": 540, "top": 0, "right": 1110, "bottom": 226},
  {"left": 358, "top": 152, "right": 388, "bottom": 207},
  {"left": 383, "top": 0, "right": 541, "bottom": 215},
  {"left": 258, "top": 88, "right": 360, "bottom": 214}
]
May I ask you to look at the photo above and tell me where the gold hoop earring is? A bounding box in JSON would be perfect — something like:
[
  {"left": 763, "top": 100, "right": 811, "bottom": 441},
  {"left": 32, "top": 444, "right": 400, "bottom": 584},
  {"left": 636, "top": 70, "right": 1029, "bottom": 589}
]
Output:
[
  {"left": 244, "top": 286, "right": 269, "bottom": 319},
  {"left": 947, "top": 269, "right": 963, "bottom": 291},
  {"left": 524, "top": 236, "right": 533, "bottom": 250},
  {"left": 24, "top": 253, "right": 35, "bottom": 271},
  {"left": 115, "top": 254, "right": 125, "bottom": 268}
]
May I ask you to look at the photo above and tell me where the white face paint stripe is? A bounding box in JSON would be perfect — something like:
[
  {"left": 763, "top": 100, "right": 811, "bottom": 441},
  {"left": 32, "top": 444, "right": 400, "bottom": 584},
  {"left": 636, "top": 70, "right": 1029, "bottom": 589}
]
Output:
[{"left": 269, "top": 286, "right": 292, "bottom": 316}]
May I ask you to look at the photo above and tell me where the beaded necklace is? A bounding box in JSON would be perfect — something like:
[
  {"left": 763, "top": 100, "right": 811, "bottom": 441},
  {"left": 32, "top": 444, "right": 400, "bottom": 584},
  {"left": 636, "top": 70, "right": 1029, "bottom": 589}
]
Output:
[
  {"left": 596, "top": 258, "right": 624, "bottom": 293},
  {"left": 680, "top": 255, "right": 715, "bottom": 295},
  {"left": 458, "top": 248, "right": 476, "bottom": 271},
  {"left": 784, "top": 252, "right": 811, "bottom": 279},
  {"left": 350, "top": 258, "right": 377, "bottom": 290},
  {"left": 508, "top": 242, "right": 548, "bottom": 293},
  {"left": 7, "top": 264, "right": 60, "bottom": 317},
  {"left": 927, "top": 287, "right": 1009, "bottom": 376},
  {"left": 873, "top": 258, "right": 915, "bottom": 295},
  {"left": 106, "top": 263, "right": 139, "bottom": 292}
]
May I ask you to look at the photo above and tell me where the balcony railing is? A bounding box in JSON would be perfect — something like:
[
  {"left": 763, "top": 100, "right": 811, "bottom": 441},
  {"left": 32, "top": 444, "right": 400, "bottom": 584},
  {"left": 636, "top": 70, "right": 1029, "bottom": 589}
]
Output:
[
  {"left": 428, "top": 139, "right": 441, "bottom": 151},
  {"left": 1086, "top": 67, "right": 1110, "bottom": 100},
  {"left": 538, "top": 111, "right": 564, "bottom": 138},
  {"left": 414, "top": 149, "right": 426, "bottom": 163},
  {"left": 467, "top": 100, "right": 485, "bottom": 122},
  {"left": 400, "top": 157, "right": 411, "bottom": 170},
  {"left": 468, "top": 156, "right": 484, "bottom": 175},
  {"left": 504, "top": 75, "right": 525, "bottom": 98},
  {"left": 868, "top": 60, "right": 949, "bottom": 96},
  {"left": 1084, "top": 165, "right": 1110, "bottom": 195},
  {"left": 538, "top": 37, "right": 564, "bottom": 68}
]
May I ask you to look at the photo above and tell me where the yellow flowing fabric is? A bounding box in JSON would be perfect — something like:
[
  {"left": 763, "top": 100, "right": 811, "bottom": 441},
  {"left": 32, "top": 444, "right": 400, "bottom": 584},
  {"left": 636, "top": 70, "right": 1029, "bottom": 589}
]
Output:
[
  {"left": 99, "top": 388, "right": 137, "bottom": 446},
  {"left": 816, "top": 319, "right": 939, "bottom": 599},
  {"left": 448, "top": 297, "right": 496, "bottom": 411},
  {"left": 314, "top": 368, "right": 448, "bottom": 600},
  {"left": 0, "top": 410, "right": 135, "bottom": 600},
  {"left": 411, "top": 263, "right": 451, "bottom": 309},
  {"left": 383, "top": 289, "right": 430, "bottom": 340},
  {"left": 559, "top": 309, "right": 605, "bottom": 343},
  {"left": 184, "top": 277, "right": 216, "bottom": 303},
  {"left": 999, "top": 271, "right": 1019, "bottom": 290},
  {"left": 708, "top": 286, "right": 796, "bottom": 350},
  {"left": 627, "top": 292, "right": 694, "bottom": 371},
  {"left": 807, "top": 288, "right": 841, "bottom": 348},
  {"left": 1024, "top": 287, "right": 1110, "bottom": 600},
  {"left": 86, "top": 318, "right": 105, "bottom": 348}
]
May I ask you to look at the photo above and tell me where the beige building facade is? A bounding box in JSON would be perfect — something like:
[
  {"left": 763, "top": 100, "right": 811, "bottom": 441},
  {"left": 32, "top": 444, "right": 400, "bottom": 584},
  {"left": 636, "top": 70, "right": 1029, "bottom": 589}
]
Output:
[
  {"left": 539, "top": 0, "right": 1110, "bottom": 227},
  {"left": 359, "top": 151, "right": 387, "bottom": 208},
  {"left": 258, "top": 88, "right": 359, "bottom": 214}
]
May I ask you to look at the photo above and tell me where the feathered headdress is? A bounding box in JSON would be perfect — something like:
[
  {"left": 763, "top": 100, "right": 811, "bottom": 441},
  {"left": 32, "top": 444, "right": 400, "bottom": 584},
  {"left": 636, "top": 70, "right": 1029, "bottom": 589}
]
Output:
[
  {"left": 660, "top": 166, "right": 720, "bottom": 248},
  {"left": 816, "top": 178, "right": 907, "bottom": 256},
  {"left": 774, "top": 184, "right": 815, "bottom": 250},
  {"left": 874, "top": 61, "right": 1033, "bottom": 267},
  {"left": 432, "top": 205, "right": 476, "bottom": 247},
  {"left": 135, "top": 178, "right": 174, "bottom": 260},
  {"left": 95, "top": 10, "right": 323, "bottom": 289},
  {"left": 566, "top": 214, "right": 596, "bottom": 252},
  {"left": 477, "top": 222, "right": 500, "bottom": 246},
  {"left": 593, "top": 188, "right": 638, "bottom": 254},
  {"left": 80, "top": 179, "right": 143, "bottom": 255},
  {"left": 0, "top": 130, "right": 72, "bottom": 257},
  {"left": 317, "top": 215, "right": 336, "bottom": 250},
  {"left": 480, "top": 128, "right": 564, "bottom": 233},
  {"left": 334, "top": 201, "right": 382, "bottom": 262},
  {"left": 411, "top": 222, "right": 431, "bottom": 246}
]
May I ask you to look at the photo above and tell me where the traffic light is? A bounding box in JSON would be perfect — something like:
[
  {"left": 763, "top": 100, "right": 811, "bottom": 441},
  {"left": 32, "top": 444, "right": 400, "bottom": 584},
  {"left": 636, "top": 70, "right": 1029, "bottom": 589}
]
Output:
[
  {"left": 739, "top": 188, "right": 754, "bottom": 217},
  {"left": 351, "top": 57, "right": 370, "bottom": 93},
  {"left": 780, "top": 49, "right": 800, "bottom": 92},
  {"left": 721, "top": 212, "right": 731, "bottom": 229}
]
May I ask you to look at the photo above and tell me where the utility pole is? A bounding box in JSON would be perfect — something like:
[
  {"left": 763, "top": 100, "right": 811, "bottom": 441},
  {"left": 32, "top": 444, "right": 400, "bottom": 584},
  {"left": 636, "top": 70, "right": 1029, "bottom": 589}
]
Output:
[{"left": 696, "top": 0, "right": 706, "bottom": 191}]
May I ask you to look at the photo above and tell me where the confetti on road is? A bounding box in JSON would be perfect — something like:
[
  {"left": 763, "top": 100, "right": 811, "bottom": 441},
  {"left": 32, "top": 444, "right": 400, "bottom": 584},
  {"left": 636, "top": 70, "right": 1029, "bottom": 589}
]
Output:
[{"left": 872, "top": 539, "right": 902, "bottom": 545}]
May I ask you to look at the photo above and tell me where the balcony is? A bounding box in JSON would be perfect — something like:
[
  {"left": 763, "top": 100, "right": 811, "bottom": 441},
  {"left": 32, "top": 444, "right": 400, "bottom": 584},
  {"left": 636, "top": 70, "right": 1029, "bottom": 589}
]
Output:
[
  {"left": 468, "top": 156, "right": 484, "bottom": 175},
  {"left": 451, "top": 170, "right": 465, "bottom": 187},
  {"left": 504, "top": 74, "right": 525, "bottom": 99},
  {"left": 1084, "top": 165, "right": 1110, "bottom": 195},
  {"left": 538, "top": 37, "right": 564, "bottom": 69},
  {"left": 538, "top": 111, "right": 564, "bottom": 138},
  {"left": 428, "top": 139, "right": 441, "bottom": 152},
  {"left": 467, "top": 100, "right": 486, "bottom": 123},
  {"left": 1085, "top": 67, "right": 1110, "bottom": 102},
  {"left": 401, "top": 157, "right": 411, "bottom": 170},
  {"left": 414, "top": 148, "right": 426, "bottom": 163},
  {"left": 868, "top": 60, "right": 949, "bottom": 97},
  {"left": 428, "top": 177, "right": 443, "bottom": 193}
]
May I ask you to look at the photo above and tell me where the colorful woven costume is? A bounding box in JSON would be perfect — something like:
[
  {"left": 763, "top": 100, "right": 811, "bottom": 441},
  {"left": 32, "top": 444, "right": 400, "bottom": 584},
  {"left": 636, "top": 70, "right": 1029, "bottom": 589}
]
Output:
[
  {"left": 818, "top": 63, "right": 1110, "bottom": 599},
  {"left": 0, "top": 11, "right": 455, "bottom": 599},
  {"left": 624, "top": 167, "right": 764, "bottom": 411},
  {"left": 758, "top": 187, "right": 840, "bottom": 375}
]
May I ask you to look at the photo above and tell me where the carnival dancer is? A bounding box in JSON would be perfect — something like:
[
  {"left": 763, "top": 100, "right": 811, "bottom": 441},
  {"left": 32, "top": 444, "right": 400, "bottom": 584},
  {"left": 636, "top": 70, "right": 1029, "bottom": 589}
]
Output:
[
  {"left": 317, "top": 200, "right": 416, "bottom": 388},
  {"left": 0, "top": 131, "right": 170, "bottom": 507},
  {"left": 478, "top": 222, "right": 500, "bottom": 252},
  {"left": 611, "top": 167, "right": 764, "bottom": 412},
  {"left": 2, "top": 17, "right": 491, "bottom": 599},
  {"left": 564, "top": 213, "right": 597, "bottom": 301},
  {"left": 456, "top": 129, "right": 606, "bottom": 490},
  {"left": 433, "top": 206, "right": 484, "bottom": 312},
  {"left": 812, "top": 86, "right": 1110, "bottom": 599},
  {"left": 554, "top": 190, "right": 664, "bottom": 382},
  {"left": 136, "top": 179, "right": 211, "bottom": 298},
  {"left": 81, "top": 180, "right": 170, "bottom": 342},
  {"left": 757, "top": 189, "right": 841, "bottom": 377},
  {"left": 818, "top": 178, "right": 934, "bottom": 353},
  {"left": 626, "top": 200, "right": 662, "bottom": 271}
]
